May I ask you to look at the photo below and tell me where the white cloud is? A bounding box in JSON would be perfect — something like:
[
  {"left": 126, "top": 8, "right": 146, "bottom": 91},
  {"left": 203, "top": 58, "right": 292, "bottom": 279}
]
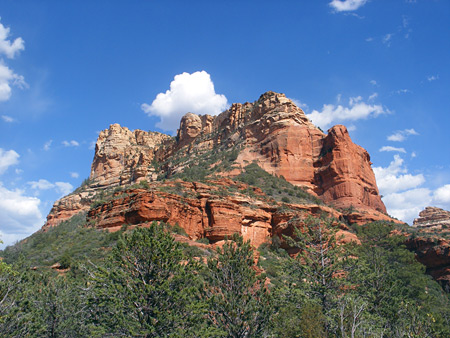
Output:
[
  {"left": 55, "top": 182, "right": 73, "bottom": 196},
  {"left": 366, "top": 37, "right": 374, "bottom": 42},
  {"left": 141, "top": 71, "right": 228, "bottom": 132},
  {"left": 387, "top": 128, "right": 418, "bottom": 142},
  {"left": 370, "top": 80, "right": 377, "bottom": 86},
  {"left": 43, "top": 140, "right": 53, "bottom": 151},
  {"left": 28, "top": 179, "right": 54, "bottom": 190},
  {"left": 0, "top": 183, "right": 43, "bottom": 248},
  {"left": 347, "top": 124, "right": 357, "bottom": 132},
  {"left": 1, "top": 115, "right": 14, "bottom": 122},
  {"left": 329, "top": 0, "right": 368, "bottom": 12},
  {"left": 290, "top": 98, "right": 309, "bottom": 112},
  {"left": 382, "top": 33, "right": 393, "bottom": 46},
  {"left": 306, "top": 96, "right": 387, "bottom": 130},
  {"left": 395, "top": 89, "right": 411, "bottom": 94},
  {"left": 379, "top": 146, "right": 406, "bottom": 153},
  {"left": 70, "top": 172, "right": 79, "bottom": 179},
  {"left": 433, "top": 185, "right": 450, "bottom": 205},
  {"left": 427, "top": 75, "right": 439, "bottom": 82},
  {"left": 0, "top": 21, "right": 24, "bottom": 59},
  {"left": 62, "top": 140, "right": 79, "bottom": 147},
  {"left": 373, "top": 155, "right": 425, "bottom": 195},
  {"left": 0, "top": 148, "right": 19, "bottom": 174},
  {"left": 28, "top": 179, "right": 73, "bottom": 196},
  {"left": 0, "top": 62, "right": 27, "bottom": 102},
  {"left": 383, "top": 188, "right": 432, "bottom": 223},
  {"left": 368, "top": 93, "right": 378, "bottom": 101}
]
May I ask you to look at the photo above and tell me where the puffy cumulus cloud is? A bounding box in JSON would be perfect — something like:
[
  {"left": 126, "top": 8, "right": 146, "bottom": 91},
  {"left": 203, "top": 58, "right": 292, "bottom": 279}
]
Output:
[
  {"left": 28, "top": 179, "right": 54, "bottom": 190},
  {"left": 373, "top": 155, "right": 450, "bottom": 224},
  {"left": 0, "top": 148, "right": 19, "bottom": 174},
  {"left": 70, "top": 172, "right": 79, "bottom": 179},
  {"left": 0, "top": 62, "right": 27, "bottom": 102},
  {"left": 433, "top": 184, "right": 450, "bottom": 205},
  {"left": 383, "top": 188, "right": 432, "bottom": 223},
  {"left": 306, "top": 96, "right": 387, "bottom": 130},
  {"left": 387, "top": 128, "right": 418, "bottom": 142},
  {"left": 0, "top": 21, "right": 24, "bottom": 59},
  {"left": 141, "top": 71, "right": 228, "bottom": 132},
  {"left": 55, "top": 182, "right": 73, "bottom": 196},
  {"left": 373, "top": 155, "right": 425, "bottom": 195},
  {"left": 28, "top": 179, "right": 73, "bottom": 197},
  {"left": 0, "top": 183, "right": 44, "bottom": 248},
  {"left": 0, "top": 21, "right": 26, "bottom": 103},
  {"left": 379, "top": 146, "right": 406, "bottom": 153},
  {"left": 427, "top": 75, "right": 439, "bottom": 82},
  {"left": 329, "top": 0, "right": 368, "bottom": 12}
]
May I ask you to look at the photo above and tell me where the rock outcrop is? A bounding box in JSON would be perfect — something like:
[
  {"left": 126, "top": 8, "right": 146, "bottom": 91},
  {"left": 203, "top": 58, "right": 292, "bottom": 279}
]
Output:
[
  {"left": 91, "top": 92, "right": 385, "bottom": 210},
  {"left": 90, "top": 123, "right": 173, "bottom": 188},
  {"left": 43, "top": 91, "right": 391, "bottom": 233},
  {"left": 413, "top": 206, "right": 450, "bottom": 228},
  {"left": 405, "top": 207, "right": 450, "bottom": 290},
  {"left": 86, "top": 179, "right": 353, "bottom": 248},
  {"left": 406, "top": 237, "right": 450, "bottom": 291}
]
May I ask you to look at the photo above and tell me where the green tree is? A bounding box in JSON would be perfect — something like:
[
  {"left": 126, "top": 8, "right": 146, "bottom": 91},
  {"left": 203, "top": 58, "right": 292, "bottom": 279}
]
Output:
[
  {"left": 87, "top": 222, "right": 205, "bottom": 337},
  {"left": 204, "top": 235, "right": 273, "bottom": 338},
  {"left": 283, "top": 215, "right": 349, "bottom": 334}
]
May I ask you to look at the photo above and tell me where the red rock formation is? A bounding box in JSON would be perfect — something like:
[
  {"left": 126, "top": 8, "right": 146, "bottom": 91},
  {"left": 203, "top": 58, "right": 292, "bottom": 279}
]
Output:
[
  {"left": 86, "top": 179, "right": 364, "bottom": 248},
  {"left": 314, "top": 125, "right": 386, "bottom": 213},
  {"left": 44, "top": 91, "right": 391, "bottom": 233},
  {"left": 405, "top": 236, "right": 450, "bottom": 290},
  {"left": 413, "top": 206, "right": 450, "bottom": 229}
]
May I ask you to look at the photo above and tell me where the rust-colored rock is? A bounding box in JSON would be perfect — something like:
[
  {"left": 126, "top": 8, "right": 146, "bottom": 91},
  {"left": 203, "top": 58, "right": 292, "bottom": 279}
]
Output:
[
  {"left": 43, "top": 91, "right": 393, "bottom": 238},
  {"left": 405, "top": 236, "right": 450, "bottom": 291},
  {"left": 45, "top": 192, "right": 93, "bottom": 228},
  {"left": 314, "top": 125, "right": 386, "bottom": 213},
  {"left": 85, "top": 91, "right": 385, "bottom": 213},
  {"left": 86, "top": 181, "right": 274, "bottom": 247}
]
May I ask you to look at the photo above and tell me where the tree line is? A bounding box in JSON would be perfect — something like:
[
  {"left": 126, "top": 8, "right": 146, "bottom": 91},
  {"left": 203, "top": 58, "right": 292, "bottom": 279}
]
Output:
[{"left": 1, "top": 220, "right": 449, "bottom": 337}]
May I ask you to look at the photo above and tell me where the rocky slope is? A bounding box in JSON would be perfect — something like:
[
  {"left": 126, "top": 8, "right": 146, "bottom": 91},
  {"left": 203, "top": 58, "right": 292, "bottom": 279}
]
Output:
[
  {"left": 406, "top": 206, "right": 450, "bottom": 290},
  {"left": 43, "top": 91, "right": 396, "bottom": 246}
]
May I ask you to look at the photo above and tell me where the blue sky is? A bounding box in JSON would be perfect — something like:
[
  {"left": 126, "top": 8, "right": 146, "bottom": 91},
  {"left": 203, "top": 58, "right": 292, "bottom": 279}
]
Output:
[{"left": 0, "top": 0, "right": 449, "bottom": 247}]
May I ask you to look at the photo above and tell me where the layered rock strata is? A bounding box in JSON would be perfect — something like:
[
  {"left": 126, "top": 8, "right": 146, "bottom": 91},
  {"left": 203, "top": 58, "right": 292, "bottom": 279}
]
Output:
[
  {"left": 44, "top": 91, "right": 390, "bottom": 230},
  {"left": 86, "top": 179, "right": 356, "bottom": 248},
  {"left": 413, "top": 206, "right": 450, "bottom": 228}
]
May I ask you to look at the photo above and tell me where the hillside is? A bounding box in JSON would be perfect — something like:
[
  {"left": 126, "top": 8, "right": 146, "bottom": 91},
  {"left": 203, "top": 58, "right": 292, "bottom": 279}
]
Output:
[{"left": 1, "top": 91, "right": 450, "bottom": 337}]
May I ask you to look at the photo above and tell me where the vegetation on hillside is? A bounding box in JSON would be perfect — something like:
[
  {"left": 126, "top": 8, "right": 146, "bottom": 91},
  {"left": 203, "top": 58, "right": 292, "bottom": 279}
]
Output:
[{"left": 1, "top": 219, "right": 449, "bottom": 337}]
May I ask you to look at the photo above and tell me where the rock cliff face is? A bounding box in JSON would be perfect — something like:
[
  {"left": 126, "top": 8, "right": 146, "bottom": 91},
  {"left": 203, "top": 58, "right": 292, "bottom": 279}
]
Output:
[
  {"left": 90, "top": 92, "right": 385, "bottom": 209},
  {"left": 406, "top": 207, "right": 450, "bottom": 291},
  {"left": 43, "top": 91, "right": 391, "bottom": 235},
  {"left": 406, "top": 237, "right": 450, "bottom": 291},
  {"left": 86, "top": 179, "right": 355, "bottom": 248},
  {"left": 90, "top": 124, "right": 173, "bottom": 188}
]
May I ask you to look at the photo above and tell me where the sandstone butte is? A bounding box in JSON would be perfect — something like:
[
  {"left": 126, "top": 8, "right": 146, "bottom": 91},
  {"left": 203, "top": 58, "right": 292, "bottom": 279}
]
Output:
[
  {"left": 43, "top": 91, "right": 401, "bottom": 248},
  {"left": 405, "top": 206, "right": 450, "bottom": 290}
]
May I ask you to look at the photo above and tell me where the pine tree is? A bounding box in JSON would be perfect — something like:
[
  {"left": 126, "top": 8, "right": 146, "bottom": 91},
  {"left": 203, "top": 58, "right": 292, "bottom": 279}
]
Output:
[
  {"left": 87, "top": 222, "right": 204, "bottom": 337},
  {"left": 204, "top": 235, "right": 273, "bottom": 338}
]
